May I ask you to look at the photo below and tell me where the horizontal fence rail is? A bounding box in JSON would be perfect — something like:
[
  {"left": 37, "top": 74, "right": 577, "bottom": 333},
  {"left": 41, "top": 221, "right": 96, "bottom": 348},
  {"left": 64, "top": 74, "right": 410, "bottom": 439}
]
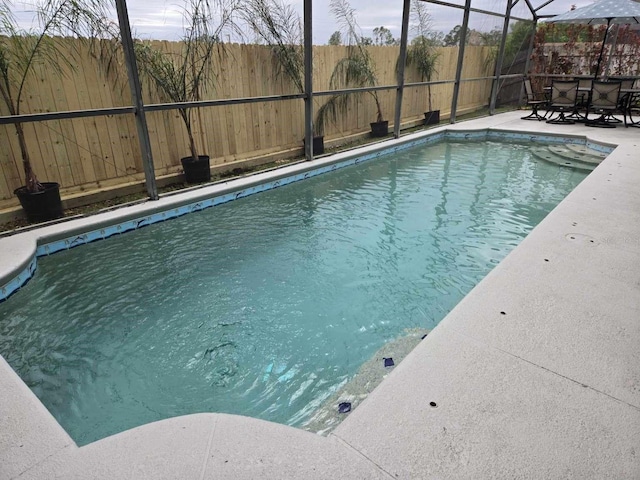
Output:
[
  {"left": 0, "top": 42, "right": 496, "bottom": 205},
  {"left": 0, "top": 107, "right": 136, "bottom": 126}
]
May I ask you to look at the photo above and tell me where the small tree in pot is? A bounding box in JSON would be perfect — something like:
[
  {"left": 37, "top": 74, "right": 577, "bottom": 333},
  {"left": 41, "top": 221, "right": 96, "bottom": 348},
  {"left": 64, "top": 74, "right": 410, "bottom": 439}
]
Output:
[
  {"left": 405, "top": 0, "right": 440, "bottom": 125},
  {"left": 0, "top": 0, "right": 111, "bottom": 222},
  {"left": 316, "top": 0, "right": 388, "bottom": 138},
  {"left": 133, "top": 0, "right": 241, "bottom": 184},
  {"left": 240, "top": 0, "right": 327, "bottom": 153}
]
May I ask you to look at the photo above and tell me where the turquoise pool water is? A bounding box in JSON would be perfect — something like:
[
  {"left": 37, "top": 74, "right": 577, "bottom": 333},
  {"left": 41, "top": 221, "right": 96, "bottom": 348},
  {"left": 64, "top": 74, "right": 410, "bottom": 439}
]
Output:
[{"left": 0, "top": 139, "right": 588, "bottom": 445}]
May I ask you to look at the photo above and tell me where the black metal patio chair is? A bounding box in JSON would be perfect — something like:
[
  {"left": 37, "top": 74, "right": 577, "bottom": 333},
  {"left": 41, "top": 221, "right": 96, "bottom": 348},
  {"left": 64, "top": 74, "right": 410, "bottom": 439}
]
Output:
[
  {"left": 521, "top": 78, "right": 548, "bottom": 121},
  {"left": 623, "top": 91, "right": 640, "bottom": 127},
  {"left": 608, "top": 76, "right": 635, "bottom": 90},
  {"left": 585, "top": 81, "right": 622, "bottom": 128},
  {"left": 546, "top": 80, "right": 579, "bottom": 124},
  {"left": 576, "top": 78, "right": 593, "bottom": 111},
  {"left": 622, "top": 79, "right": 640, "bottom": 127}
]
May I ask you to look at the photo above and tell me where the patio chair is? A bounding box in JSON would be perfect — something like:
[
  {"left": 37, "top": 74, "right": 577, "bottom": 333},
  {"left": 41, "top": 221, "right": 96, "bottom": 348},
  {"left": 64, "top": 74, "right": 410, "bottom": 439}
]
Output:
[
  {"left": 577, "top": 78, "right": 593, "bottom": 90},
  {"left": 619, "top": 79, "right": 640, "bottom": 127},
  {"left": 624, "top": 90, "right": 640, "bottom": 127},
  {"left": 608, "top": 76, "right": 634, "bottom": 90},
  {"left": 521, "top": 78, "right": 548, "bottom": 121},
  {"left": 585, "top": 81, "right": 622, "bottom": 128},
  {"left": 576, "top": 78, "right": 593, "bottom": 109},
  {"left": 546, "top": 80, "right": 579, "bottom": 124}
]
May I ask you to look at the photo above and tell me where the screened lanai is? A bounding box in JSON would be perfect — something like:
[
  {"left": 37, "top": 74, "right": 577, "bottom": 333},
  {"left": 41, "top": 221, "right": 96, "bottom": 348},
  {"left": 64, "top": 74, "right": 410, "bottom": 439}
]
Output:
[
  {"left": 0, "top": 0, "right": 605, "bottom": 223},
  {"left": 1, "top": 1, "right": 640, "bottom": 478}
]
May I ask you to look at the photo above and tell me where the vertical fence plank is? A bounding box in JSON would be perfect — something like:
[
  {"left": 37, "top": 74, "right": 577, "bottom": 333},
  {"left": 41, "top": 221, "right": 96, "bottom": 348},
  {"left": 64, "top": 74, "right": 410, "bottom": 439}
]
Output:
[
  {"left": 0, "top": 127, "right": 22, "bottom": 202},
  {"left": 1, "top": 42, "right": 498, "bottom": 204}
]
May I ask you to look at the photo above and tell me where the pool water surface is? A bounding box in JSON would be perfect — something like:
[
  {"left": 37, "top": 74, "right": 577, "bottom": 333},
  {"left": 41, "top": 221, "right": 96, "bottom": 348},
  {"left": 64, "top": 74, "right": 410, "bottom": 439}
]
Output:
[{"left": 0, "top": 139, "right": 588, "bottom": 445}]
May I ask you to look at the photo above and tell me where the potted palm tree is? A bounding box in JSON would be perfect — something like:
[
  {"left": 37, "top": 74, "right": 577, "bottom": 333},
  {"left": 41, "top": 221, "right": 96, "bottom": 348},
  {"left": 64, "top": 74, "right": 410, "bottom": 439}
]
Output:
[
  {"left": 241, "top": 0, "right": 325, "bottom": 154},
  {"left": 405, "top": 0, "right": 440, "bottom": 125},
  {"left": 0, "top": 0, "right": 110, "bottom": 222},
  {"left": 133, "top": 0, "right": 240, "bottom": 184},
  {"left": 316, "top": 0, "right": 388, "bottom": 138}
]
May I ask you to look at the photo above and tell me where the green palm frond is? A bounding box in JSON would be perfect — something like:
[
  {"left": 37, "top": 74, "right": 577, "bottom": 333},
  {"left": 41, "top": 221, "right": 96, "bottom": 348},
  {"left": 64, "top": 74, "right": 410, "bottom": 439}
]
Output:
[
  {"left": 403, "top": 0, "right": 441, "bottom": 112},
  {"left": 329, "top": 51, "right": 377, "bottom": 90},
  {"left": 131, "top": 0, "right": 241, "bottom": 159},
  {"left": 134, "top": 41, "right": 185, "bottom": 104},
  {"left": 405, "top": 36, "right": 439, "bottom": 82},
  {"left": 330, "top": 0, "right": 360, "bottom": 47},
  {"left": 134, "top": 0, "right": 240, "bottom": 106},
  {"left": 326, "top": 0, "right": 383, "bottom": 123},
  {"left": 0, "top": 0, "right": 114, "bottom": 114},
  {"left": 241, "top": 0, "right": 303, "bottom": 92},
  {"left": 314, "top": 92, "right": 355, "bottom": 136},
  {"left": 0, "top": 0, "right": 116, "bottom": 191}
]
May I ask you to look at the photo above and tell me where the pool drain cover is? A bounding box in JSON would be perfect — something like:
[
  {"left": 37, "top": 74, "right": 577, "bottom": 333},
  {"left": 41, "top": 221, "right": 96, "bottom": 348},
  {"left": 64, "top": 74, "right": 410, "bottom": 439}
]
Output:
[
  {"left": 338, "top": 402, "right": 352, "bottom": 414},
  {"left": 383, "top": 357, "right": 395, "bottom": 367}
]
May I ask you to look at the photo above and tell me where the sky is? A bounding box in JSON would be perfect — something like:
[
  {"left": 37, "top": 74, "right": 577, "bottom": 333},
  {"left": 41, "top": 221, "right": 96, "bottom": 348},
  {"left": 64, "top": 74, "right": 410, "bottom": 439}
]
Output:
[{"left": 12, "top": 0, "right": 597, "bottom": 44}]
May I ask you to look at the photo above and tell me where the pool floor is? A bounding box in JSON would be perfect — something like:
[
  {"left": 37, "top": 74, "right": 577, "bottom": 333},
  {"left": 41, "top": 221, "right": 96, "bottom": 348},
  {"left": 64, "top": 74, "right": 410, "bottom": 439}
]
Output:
[{"left": 0, "top": 139, "right": 588, "bottom": 445}]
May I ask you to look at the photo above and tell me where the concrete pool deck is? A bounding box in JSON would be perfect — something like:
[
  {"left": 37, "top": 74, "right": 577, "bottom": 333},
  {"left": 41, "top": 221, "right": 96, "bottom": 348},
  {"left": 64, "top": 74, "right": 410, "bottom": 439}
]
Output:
[{"left": 1, "top": 111, "right": 639, "bottom": 479}]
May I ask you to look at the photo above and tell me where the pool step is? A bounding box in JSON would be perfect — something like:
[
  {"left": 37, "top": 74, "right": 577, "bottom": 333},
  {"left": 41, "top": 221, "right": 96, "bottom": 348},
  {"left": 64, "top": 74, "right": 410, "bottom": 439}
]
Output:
[
  {"left": 530, "top": 146, "right": 603, "bottom": 172},
  {"left": 549, "top": 144, "right": 607, "bottom": 165}
]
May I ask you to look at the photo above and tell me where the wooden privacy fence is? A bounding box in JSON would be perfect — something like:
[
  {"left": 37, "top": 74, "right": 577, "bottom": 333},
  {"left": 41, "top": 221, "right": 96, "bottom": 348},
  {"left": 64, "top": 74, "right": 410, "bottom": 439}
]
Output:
[{"left": 0, "top": 40, "right": 493, "bottom": 206}]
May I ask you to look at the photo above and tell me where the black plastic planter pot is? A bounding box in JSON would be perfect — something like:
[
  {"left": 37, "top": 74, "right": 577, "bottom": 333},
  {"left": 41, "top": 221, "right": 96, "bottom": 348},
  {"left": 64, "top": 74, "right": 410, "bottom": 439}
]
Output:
[
  {"left": 181, "top": 155, "right": 211, "bottom": 184},
  {"left": 14, "top": 182, "right": 64, "bottom": 223},
  {"left": 303, "top": 136, "right": 325, "bottom": 155},
  {"left": 424, "top": 110, "right": 440, "bottom": 125},
  {"left": 370, "top": 120, "right": 389, "bottom": 138},
  {"left": 312, "top": 135, "right": 325, "bottom": 155}
]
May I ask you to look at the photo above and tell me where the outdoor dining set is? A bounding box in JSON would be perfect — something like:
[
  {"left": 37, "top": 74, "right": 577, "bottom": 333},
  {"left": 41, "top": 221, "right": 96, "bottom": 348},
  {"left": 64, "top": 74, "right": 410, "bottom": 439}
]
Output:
[
  {"left": 522, "top": 76, "right": 640, "bottom": 128},
  {"left": 528, "top": 0, "right": 640, "bottom": 129}
]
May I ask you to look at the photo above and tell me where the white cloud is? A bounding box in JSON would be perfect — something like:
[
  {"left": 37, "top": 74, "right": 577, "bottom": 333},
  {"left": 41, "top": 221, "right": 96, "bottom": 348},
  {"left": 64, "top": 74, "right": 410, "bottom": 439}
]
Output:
[
  {"left": 123, "top": 0, "right": 186, "bottom": 39},
  {"left": 10, "top": 0, "right": 605, "bottom": 43}
]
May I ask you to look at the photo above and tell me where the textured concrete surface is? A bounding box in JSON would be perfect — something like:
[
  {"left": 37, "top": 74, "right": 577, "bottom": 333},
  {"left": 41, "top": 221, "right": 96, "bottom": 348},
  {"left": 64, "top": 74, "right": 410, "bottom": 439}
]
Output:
[
  {"left": 304, "top": 328, "right": 429, "bottom": 435},
  {"left": 333, "top": 328, "right": 640, "bottom": 479},
  {"left": 332, "top": 114, "right": 640, "bottom": 478},
  {"left": 0, "top": 357, "right": 74, "bottom": 480},
  {"left": 1, "top": 111, "right": 639, "bottom": 479},
  {"left": 17, "top": 414, "right": 390, "bottom": 480}
]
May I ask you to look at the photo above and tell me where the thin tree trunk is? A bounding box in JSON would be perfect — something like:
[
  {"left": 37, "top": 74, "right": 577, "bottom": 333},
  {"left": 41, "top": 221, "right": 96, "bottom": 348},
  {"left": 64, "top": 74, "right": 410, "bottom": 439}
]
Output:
[
  {"left": 15, "top": 121, "right": 40, "bottom": 192},
  {"left": 180, "top": 108, "right": 199, "bottom": 161},
  {"left": 371, "top": 92, "right": 384, "bottom": 122},
  {"left": 187, "top": 123, "right": 199, "bottom": 161}
]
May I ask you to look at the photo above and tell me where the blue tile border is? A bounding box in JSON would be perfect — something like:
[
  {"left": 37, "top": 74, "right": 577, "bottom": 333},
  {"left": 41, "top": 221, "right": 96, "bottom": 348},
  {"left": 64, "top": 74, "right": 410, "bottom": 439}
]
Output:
[
  {"left": 0, "top": 129, "right": 615, "bottom": 303},
  {"left": 0, "top": 256, "right": 36, "bottom": 303}
]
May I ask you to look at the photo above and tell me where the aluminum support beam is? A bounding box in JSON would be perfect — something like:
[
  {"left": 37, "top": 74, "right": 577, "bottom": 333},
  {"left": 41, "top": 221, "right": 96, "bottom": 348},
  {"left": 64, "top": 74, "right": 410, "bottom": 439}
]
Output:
[
  {"left": 393, "top": 0, "right": 411, "bottom": 139},
  {"left": 315, "top": 84, "right": 398, "bottom": 96},
  {"left": 423, "top": 0, "right": 528, "bottom": 22},
  {"left": 114, "top": 0, "right": 158, "bottom": 200},
  {"left": 523, "top": 0, "right": 537, "bottom": 17},
  {"left": 303, "top": 0, "right": 313, "bottom": 161},
  {"left": 604, "top": 24, "right": 620, "bottom": 79},
  {"left": 523, "top": 19, "right": 538, "bottom": 80},
  {"left": 0, "top": 106, "right": 135, "bottom": 126},
  {"left": 145, "top": 94, "right": 305, "bottom": 112},
  {"left": 489, "top": 0, "right": 513, "bottom": 114},
  {"left": 534, "top": 0, "right": 555, "bottom": 12},
  {"left": 450, "top": 0, "right": 472, "bottom": 124},
  {"left": 520, "top": 18, "right": 538, "bottom": 105}
]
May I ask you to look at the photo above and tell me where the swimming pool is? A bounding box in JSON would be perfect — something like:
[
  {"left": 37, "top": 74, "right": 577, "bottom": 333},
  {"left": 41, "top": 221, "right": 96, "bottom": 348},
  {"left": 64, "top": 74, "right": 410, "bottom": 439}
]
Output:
[{"left": 0, "top": 135, "right": 594, "bottom": 446}]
